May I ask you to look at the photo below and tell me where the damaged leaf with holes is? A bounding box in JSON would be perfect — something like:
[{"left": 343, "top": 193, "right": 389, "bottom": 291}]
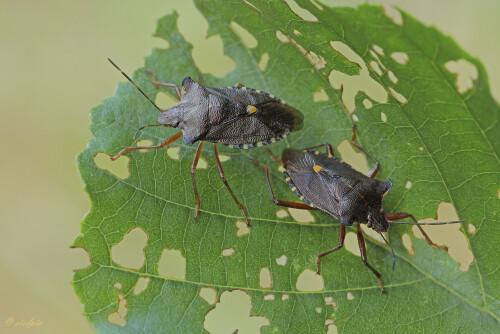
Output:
[{"left": 73, "top": 1, "right": 500, "bottom": 333}]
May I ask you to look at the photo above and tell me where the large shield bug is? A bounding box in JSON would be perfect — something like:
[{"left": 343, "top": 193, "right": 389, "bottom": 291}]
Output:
[
  {"left": 254, "top": 126, "right": 464, "bottom": 293},
  {"left": 107, "top": 59, "right": 304, "bottom": 226}
]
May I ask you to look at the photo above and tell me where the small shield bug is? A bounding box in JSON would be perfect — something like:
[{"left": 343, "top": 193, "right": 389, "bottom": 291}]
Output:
[
  {"left": 107, "top": 59, "right": 304, "bottom": 226},
  {"left": 253, "top": 125, "right": 464, "bottom": 293}
]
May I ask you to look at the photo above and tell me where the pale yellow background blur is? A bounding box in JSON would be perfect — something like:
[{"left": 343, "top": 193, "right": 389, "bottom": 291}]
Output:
[{"left": 0, "top": 1, "right": 498, "bottom": 333}]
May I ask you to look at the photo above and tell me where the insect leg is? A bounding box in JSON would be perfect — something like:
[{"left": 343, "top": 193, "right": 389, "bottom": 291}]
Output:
[
  {"left": 385, "top": 212, "right": 448, "bottom": 251},
  {"left": 110, "top": 132, "right": 183, "bottom": 160},
  {"left": 316, "top": 225, "right": 345, "bottom": 275},
  {"left": 357, "top": 224, "right": 385, "bottom": 293},
  {"left": 213, "top": 144, "right": 251, "bottom": 226},
  {"left": 264, "top": 148, "right": 282, "bottom": 162},
  {"left": 145, "top": 70, "right": 182, "bottom": 101},
  {"left": 191, "top": 141, "right": 205, "bottom": 220},
  {"left": 300, "top": 143, "right": 334, "bottom": 156},
  {"left": 250, "top": 158, "right": 317, "bottom": 210},
  {"left": 350, "top": 125, "right": 380, "bottom": 178}
]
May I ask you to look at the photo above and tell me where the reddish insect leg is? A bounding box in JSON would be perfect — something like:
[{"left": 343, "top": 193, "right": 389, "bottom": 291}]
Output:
[
  {"left": 145, "top": 70, "right": 182, "bottom": 101},
  {"left": 300, "top": 143, "right": 334, "bottom": 156},
  {"left": 251, "top": 158, "right": 317, "bottom": 210},
  {"left": 385, "top": 212, "right": 448, "bottom": 251},
  {"left": 191, "top": 141, "right": 204, "bottom": 220},
  {"left": 350, "top": 125, "right": 379, "bottom": 179},
  {"left": 316, "top": 225, "right": 345, "bottom": 275},
  {"left": 213, "top": 144, "right": 250, "bottom": 226},
  {"left": 357, "top": 224, "right": 385, "bottom": 293},
  {"left": 110, "top": 132, "right": 182, "bottom": 160}
]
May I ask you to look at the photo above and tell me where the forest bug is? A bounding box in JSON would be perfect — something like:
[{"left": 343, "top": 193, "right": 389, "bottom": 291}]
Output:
[
  {"left": 254, "top": 126, "right": 464, "bottom": 293},
  {"left": 107, "top": 59, "right": 303, "bottom": 226}
]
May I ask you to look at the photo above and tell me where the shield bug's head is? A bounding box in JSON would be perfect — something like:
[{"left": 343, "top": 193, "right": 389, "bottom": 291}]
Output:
[
  {"left": 366, "top": 179, "right": 393, "bottom": 232},
  {"left": 158, "top": 77, "right": 210, "bottom": 144}
]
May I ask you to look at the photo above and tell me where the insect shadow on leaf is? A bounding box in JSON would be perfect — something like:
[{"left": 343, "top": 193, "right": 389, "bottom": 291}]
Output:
[
  {"left": 252, "top": 125, "right": 464, "bottom": 293},
  {"left": 107, "top": 59, "right": 304, "bottom": 226}
]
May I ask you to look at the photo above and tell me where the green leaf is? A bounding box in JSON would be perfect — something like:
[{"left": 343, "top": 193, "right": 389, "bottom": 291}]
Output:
[{"left": 73, "top": 1, "right": 500, "bottom": 332}]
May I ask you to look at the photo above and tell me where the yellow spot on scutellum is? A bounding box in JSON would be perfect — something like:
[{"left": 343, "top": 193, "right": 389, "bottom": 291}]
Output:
[
  {"left": 133, "top": 276, "right": 150, "bottom": 295},
  {"left": 363, "top": 99, "right": 373, "bottom": 109},
  {"left": 344, "top": 232, "right": 361, "bottom": 257},
  {"left": 346, "top": 291, "right": 354, "bottom": 300},
  {"left": 391, "top": 52, "right": 409, "bottom": 65},
  {"left": 235, "top": 220, "right": 250, "bottom": 237},
  {"left": 222, "top": 248, "right": 235, "bottom": 257},
  {"left": 167, "top": 146, "right": 180, "bottom": 160},
  {"left": 94, "top": 152, "right": 130, "bottom": 179},
  {"left": 230, "top": 21, "right": 257, "bottom": 48},
  {"left": 328, "top": 41, "right": 387, "bottom": 113},
  {"left": 258, "top": 52, "right": 269, "bottom": 71},
  {"left": 259, "top": 267, "right": 272, "bottom": 289},
  {"left": 412, "top": 202, "right": 473, "bottom": 272},
  {"left": 114, "top": 282, "right": 122, "bottom": 290},
  {"left": 313, "top": 165, "right": 323, "bottom": 173},
  {"left": 111, "top": 227, "right": 148, "bottom": 270},
  {"left": 313, "top": 88, "right": 328, "bottom": 102},
  {"left": 468, "top": 223, "right": 476, "bottom": 234},
  {"left": 247, "top": 105, "right": 257, "bottom": 114},
  {"left": 276, "top": 209, "right": 289, "bottom": 218},
  {"left": 296, "top": 269, "right": 324, "bottom": 291},
  {"left": 380, "top": 112, "right": 387, "bottom": 122},
  {"left": 264, "top": 293, "right": 275, "bottom": 301},
  {"left": 276, "top": 254, "right": 288, "bottom": 266},
  {"left": 282, "top": 293, "right": 289, "bottom": 301},
  {"left": 289, "top": 208, "right": 315, "bottom": 223},
  {"left": 157, "top": 248, "right": 186, "bottom": 279},
  {"left": 324, "top": 296, "right": 337, "bottom": 308},
  {"left": 337, "top": 139, "right": 370, "bottom": 175},
  {"left": 445, "top": 59, "right": 478, "bottom": 94},
  {"left": 204, "top": 290, "right": 270, "bottom": 334},
  {"left": 108, "top": 294, "right": 127, "bottom": 326},
  {"left": 382, "top": 5, "right": 403, "bottom": 25},
  {"left": 402, "top": 233, "right": 415, "bottom": 256},
  {"left": 283, "top": 0, "right": 318, "bottom": 21},
  {"left": 388, "top": 87, "right": 407, "bottom": 103},
  {"left": 199, "top": 287, "right": 217, "bottom": 305}
]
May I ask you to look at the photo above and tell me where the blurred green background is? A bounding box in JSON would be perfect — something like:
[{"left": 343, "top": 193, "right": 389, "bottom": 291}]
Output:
[{"left": 0, "top": 0, "right": 498, "bottom": 333}]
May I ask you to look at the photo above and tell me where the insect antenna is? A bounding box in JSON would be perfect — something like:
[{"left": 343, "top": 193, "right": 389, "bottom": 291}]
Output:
[
  {"left": 388, "top": 219, "right": 465, "bottom": 226},
  {"left": 133, "top": 124, "right": 172, "bottom": 140},
  {"left": 107, "top": 58, "right": 163, "bottom": 112},
  {"left": 379, "top": 232, "right": 395, "bottom": 271}
]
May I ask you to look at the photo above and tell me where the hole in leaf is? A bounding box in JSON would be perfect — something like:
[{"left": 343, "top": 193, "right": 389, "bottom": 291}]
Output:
[
  {"left": 444, "top": 59, "right": 478, "bottom": 93},
  {"left": 363, "top": 99, "right": 373, "bottom": 109},
  {"left": 369, "top": 49, "right": 386, "bottom": 70},
  {"left": 282, "top": 293, "right": 289, "bottom": 301},
  {"left": 133, "top": 276, "right": 150, "bottom": 295},
  {"left": 276, "top": 209, "right": 289, "bottom": 218},
  {"left": 230, "top": 21, "right": 257, "bottom": 49},
  {"left": 402, "top": 233, "right": 415, "bottom": 255},
  {"left": 380, "top": 112, "right": 387, "bottom": 122},
  {"left": 387, "top": 70, "right": 398, "bottom": 84},
  {"left": 167, "top": 146, "right": 180, "bottom": 160},
  {"left": 405, "top": 181, "right": 412, "bottom": 189},
  {"left": 107, "top": 294, "right": 127, "bottom": 326},
  {"left": 70, "top": 246, "right": 92, "bottom": 271},
  {"left": 372, "top": 44, "right": 384, "bottom": 56},
  {"left": 467, "top": 223, "right": 476, "bottom": 234},
  {"left": 204, "top": 290, "right": 270, "bottom": 334},
  {"left": 382, "top": 5, "right": 403, "bottom": 25},
  {"left": 263, "top": 293, "right": 275, "bottom": 301},
  {"left": 346, "top": 291, "right": 354, "bottom": 300},
  {"left": 259, "top": 267, "right": 272, "bottom": 289},
  {"left": 196, "top": 155, "right": 208, "bottom": 169},
  {"left": 369, "top": 61, "right": 383, "bottom": 76},
  {"left": 344, "top": 232, "right": 361, "bottom": 257},
  {"left": 157, "top": 248, "right": 186, "bottom": 279},
  {"left": 218, "top": 153, "right": 230, "bottom": 162},
  {"left": 411, "top": 202, "right": 473, "bottom": 272},
  {"left": 296, "top": 269, "right": 324, "bottom": 291},
  {"left": 136, "top": 139, "right": 153, "bottom": 153},
  {"left": 289, "top": 208, "right": 315, "bottom": 223},
  {"left": 388, "top": 87, "right": 407, "bottom": 104},
  {"left": 199, "top": 287, "right": 217, "bottom": 305},
  {"left": 360, "top": 224, "right": 387, "bottom": 245},
  {"left": 111, "top": 227, "right": 148, "bottom": 270},
  {"left": 315, "top": 307, "right": 322, "bottom": 313},
  {"left": 275, "top": 30, "right": 326, "bottom": 70},
  {"left": 222, "top": 248, "right": 235, "bottom": 257},
  {"left": 293, "top": 29, "right": 301, "bottom": 36},
  {"left": 327, "top": 322, "right": 339, "bottom": 334},
  {"left": 113, "top": 282, "right": 122, "bottom": 290},
  {"left": 258, "top": 52, "right": 269, "bottom": 71},
  {"left": 93, "top": 152, "right": 130, "bottom": 179},
  {"left": 235, "top": 220, "right": 250, "bottom": 237},
  {"left": 283, "top": 0, "right": 318, "bottom": 21},
  {"left": 329, "top": 41, "right": 387, "bottom": 113},
  {"left": 391, "top": 52, "right": 408, "bottom": 65},
  {"left": 324, "top": 296, "right": 337, "bottom": 308},
  {"left": 336, "top": 139, "right": 370, "bottom": 175},
  {"left": 276, "top": 254, "right": 288, "bottom": 266},
  {"left": 155, "top": 91, "right": 178, "bottom": 110},
  {"left": 313, "top": 88, "right": 328, "bottom": 102}
]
